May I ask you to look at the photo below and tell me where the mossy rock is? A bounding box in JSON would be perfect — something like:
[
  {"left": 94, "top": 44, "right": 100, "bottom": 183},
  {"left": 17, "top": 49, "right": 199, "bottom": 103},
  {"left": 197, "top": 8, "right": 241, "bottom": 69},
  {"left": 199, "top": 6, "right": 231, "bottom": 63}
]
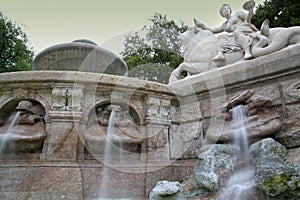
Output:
[{"left": 256, "top": 164, "right": 300, "bottom": 198}]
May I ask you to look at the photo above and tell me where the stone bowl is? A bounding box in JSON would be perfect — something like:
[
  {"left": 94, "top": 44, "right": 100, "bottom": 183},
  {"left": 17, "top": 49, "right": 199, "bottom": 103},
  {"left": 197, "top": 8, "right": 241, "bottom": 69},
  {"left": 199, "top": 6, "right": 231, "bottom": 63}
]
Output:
[{"left": 32, "top": 39, "right": 128, "bottom": 76}]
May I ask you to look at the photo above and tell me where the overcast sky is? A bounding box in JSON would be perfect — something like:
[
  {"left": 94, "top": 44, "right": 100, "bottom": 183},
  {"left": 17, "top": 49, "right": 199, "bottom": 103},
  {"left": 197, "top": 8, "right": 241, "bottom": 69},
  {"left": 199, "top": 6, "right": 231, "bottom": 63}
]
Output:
[{"left": 2, "top": 0, "right": 264, "bottom": 55}]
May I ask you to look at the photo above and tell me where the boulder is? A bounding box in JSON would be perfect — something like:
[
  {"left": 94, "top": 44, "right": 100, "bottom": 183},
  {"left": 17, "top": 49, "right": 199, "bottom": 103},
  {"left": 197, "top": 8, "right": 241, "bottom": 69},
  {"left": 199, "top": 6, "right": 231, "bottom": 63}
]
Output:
[{"left": 149, "top": 181, "right": 182, "bottom": 200}]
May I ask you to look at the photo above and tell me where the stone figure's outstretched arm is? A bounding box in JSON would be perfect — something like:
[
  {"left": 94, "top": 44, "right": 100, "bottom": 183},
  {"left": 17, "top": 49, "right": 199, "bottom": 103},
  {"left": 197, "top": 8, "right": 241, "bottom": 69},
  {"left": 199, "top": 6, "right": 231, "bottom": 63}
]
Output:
[
  {"left": 194, "top": 18, "right": 223, "bottom": 34},
  {"left": 243, "top": 0, "right": 256, "bottom": 22}
]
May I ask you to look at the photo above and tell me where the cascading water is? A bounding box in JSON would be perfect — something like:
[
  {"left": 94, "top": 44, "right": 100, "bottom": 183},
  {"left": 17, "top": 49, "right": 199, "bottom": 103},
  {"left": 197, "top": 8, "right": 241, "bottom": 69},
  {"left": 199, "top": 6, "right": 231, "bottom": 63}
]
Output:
[
  {"left": 232, "top": 105, "right": 250, "bottom": 160},
  {"left": 98, "top": 110, "right": 115, "bottom": 199},
  {"left": 219, "top": 105, "right": 256, "bottom": 200},
  {"left": 0, "top": 111, "right": 21, "bottom": 153},
  {"left": 97, "top": 110, "right": 131, "bottom": 200}
]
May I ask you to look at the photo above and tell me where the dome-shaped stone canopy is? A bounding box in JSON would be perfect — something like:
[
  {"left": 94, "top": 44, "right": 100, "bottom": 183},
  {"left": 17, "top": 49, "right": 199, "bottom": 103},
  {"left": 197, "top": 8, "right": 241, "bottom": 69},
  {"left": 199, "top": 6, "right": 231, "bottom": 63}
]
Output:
[{"left": 32, "top": 39, "right": 128, "bottom": 76}]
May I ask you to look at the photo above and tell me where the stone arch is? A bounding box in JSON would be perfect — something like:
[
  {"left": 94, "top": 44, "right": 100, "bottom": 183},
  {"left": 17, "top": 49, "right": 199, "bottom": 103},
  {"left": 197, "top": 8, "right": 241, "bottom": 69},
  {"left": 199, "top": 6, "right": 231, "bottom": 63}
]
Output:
[
  {"left": 0, "top": 92, "right": 51, "bottom": 118},
  {"left": 83, "top": 95, "right": 143, "bottom": 128}
]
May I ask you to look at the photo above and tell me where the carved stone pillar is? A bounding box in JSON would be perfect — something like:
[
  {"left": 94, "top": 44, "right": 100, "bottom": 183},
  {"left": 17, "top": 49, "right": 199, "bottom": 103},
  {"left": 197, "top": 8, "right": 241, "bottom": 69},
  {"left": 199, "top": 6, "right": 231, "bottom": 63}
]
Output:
[
  {"left": 42, "top": 85, "right": 83, "bottom": 160},
  {"left": 144, "top": 95, "right": 171, "bottom": 160}
]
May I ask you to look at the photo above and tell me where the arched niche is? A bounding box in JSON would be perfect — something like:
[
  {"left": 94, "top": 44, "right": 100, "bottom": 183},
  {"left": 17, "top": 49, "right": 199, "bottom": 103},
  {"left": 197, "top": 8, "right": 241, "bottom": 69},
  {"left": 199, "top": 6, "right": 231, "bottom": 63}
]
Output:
[
  {"left": 0, "top": 99, "right": 47, "bottom": 153},
  {"left": 82, "top": 102, "right": 144, "bottom": 160}
]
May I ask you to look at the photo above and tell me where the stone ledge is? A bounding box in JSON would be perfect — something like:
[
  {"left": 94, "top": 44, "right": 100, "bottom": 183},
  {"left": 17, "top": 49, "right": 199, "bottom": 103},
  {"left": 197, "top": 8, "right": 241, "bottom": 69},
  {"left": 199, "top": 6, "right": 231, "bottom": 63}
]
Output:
[{"left": 0, "top": 70, "right": 173, "bottom": 96}]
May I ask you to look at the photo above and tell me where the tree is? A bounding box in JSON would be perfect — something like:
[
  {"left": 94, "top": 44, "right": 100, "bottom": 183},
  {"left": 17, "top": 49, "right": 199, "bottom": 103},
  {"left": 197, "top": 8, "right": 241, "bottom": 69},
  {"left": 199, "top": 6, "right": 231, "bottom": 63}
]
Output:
[
  {"left": 0, "top": 13, "right": 33, "bottom": 73},
  {"left": 252, "top": 0, "right": 300, "bottom": 28},
  {"left": 128, "top": 63, "right": 173, "bottom": 84},
  {"left": 121, "top": 13, "right": 188, "bottom": 71}
]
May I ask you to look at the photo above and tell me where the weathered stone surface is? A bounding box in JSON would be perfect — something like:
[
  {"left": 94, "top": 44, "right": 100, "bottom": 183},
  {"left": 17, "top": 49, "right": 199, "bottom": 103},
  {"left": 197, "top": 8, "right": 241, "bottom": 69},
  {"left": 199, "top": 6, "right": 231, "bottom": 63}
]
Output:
[
  {"left": 193, "top": 144, "right": 239, "bottom": 192},
  {"left": 80, "top": 166, "right": 147, "bottom": 199},
  {"left": 170, "top": 101, "right": 202, "bottom": 123},
  {"left": 0, "top": 166, "right": 83, "bottom": 200},
  {"left": 275, "top": 104, "right": 300, "bottom": 148},
  {"left": 249, "top": 138, "right": 287, "bottom": 166},
  {"left": 255, "top": 164, "right": 300, "bottom": 198},
  {"left": 149, "top": 180, "right": 182, "bottom": 200},
  {"left": 145, "top": 161, "right": 195, "bottom": 196},
  {"left": 169, "top": 122, "right": 203, "bottom": 159},
  {"left": 208, "top": 91, "right": 283, "bottom": 144},
  {"left": 194, "top": 170, "right": 219, "bottom": 192},
  {"left": 283, "top": 79, "right": 300, "bottom": 104},
  {"left": 250, "top": 139, "right": 300, "bottom": 199},
  {"left": 287, "top": 147, "right": 300, "bottom": 163}
]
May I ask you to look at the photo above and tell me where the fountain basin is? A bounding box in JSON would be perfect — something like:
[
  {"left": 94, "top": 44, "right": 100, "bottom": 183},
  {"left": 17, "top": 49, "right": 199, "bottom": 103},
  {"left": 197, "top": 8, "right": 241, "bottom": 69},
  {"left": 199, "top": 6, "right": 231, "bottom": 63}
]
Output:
[
  {"left": 0, "top": 122, "right": 46, "bottom": 152},
  {"left": 32, "top": 40, "right": 128, "bottom": 76},
  {"left": 84, "top": 125, "right": 144, "bottom": 154}
]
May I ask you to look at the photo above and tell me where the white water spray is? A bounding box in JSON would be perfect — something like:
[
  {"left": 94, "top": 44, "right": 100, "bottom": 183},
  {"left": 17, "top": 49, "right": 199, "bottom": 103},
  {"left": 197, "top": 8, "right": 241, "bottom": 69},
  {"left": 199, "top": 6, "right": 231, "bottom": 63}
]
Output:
[
  {"left": 232, "top": 105, "right": 250, "bottom": 159},
  {"left": 98, "top": 110, "right": 115, "bottom": 199},
  {"left": 0, "top": 111, "right": 21, "bottom": 153},
  {"left": 219, "top": 105, "right": 255, "bottom": 200}
]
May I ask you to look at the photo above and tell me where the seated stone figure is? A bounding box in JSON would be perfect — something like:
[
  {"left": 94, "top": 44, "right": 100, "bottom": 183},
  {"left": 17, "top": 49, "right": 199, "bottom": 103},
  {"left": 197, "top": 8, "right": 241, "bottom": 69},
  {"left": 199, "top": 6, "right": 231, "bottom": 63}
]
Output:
[
  {"left": 168, "top": 1, "right": 300, "bottom": 83},
  {"left": 194, "top": 1, "right": 258, "bottom": 61}
]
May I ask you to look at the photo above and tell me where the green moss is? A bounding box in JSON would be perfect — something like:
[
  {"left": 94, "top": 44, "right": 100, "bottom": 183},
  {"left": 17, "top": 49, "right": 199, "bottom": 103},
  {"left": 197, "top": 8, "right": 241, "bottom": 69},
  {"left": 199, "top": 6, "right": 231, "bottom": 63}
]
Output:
[
  {"left": 259, "top": 173, "right": 292, "bottom": 196},
  {"left": 270, "top": 145, "right": 285, "bottom": 155}
]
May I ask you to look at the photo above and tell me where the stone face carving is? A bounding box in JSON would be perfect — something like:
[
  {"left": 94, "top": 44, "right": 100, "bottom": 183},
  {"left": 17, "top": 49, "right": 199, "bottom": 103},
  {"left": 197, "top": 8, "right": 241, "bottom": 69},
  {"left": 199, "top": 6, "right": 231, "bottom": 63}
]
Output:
[
  {"left": 207, "top": 90, "right": 282, "bottom": 144},
  {"left": 0, "top": 100, "right": 46, "bottom": 153},
  {"left": 169, "top": 1, "right": 300, "bottom": 83},
  {"left": 83, "top": 104, "right": 143, "bottom": 157}
]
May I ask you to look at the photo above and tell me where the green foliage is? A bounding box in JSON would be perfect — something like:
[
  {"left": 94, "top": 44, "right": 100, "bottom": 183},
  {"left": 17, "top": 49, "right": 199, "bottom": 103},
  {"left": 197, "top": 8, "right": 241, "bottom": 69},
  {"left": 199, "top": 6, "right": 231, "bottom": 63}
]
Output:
[
  {"left": 128, "top": 63, "right": 173, "bottom": 84},
  {"left": 252, "top": 0, "right": 300, "bottom": 28},
  {"left": 121, "top": 13, "right": 187, "bottom": 71},
  {"left": 0, "top": 13, "right": 33, "bottom": 73}
]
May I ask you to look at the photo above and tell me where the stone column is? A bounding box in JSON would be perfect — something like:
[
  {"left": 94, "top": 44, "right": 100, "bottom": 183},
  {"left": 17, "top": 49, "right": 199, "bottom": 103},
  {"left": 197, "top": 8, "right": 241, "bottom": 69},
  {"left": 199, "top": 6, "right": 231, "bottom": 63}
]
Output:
[
  {"left": 144, "top": 95, "right": 171, "bottom": 160},
  {"left": 42, "top": 85, "right": 84, "bottom": 160}
]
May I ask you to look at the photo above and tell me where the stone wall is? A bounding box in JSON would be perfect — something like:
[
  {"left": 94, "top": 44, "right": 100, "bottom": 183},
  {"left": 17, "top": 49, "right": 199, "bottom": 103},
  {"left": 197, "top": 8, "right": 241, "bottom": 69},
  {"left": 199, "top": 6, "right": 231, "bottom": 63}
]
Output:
[
  {"left": 0, "top": 45, "right": 299, "bottom": 199},
  {"left": 0, "top": 71, "right": 193, "bottom": 199}
]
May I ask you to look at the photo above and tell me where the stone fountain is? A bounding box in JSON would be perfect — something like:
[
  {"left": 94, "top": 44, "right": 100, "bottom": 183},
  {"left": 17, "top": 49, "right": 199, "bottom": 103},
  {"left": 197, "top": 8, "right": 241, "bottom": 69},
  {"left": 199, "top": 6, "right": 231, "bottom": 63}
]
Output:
[{"left": 0, "top": 2, "right": 300, "bottom": 199}]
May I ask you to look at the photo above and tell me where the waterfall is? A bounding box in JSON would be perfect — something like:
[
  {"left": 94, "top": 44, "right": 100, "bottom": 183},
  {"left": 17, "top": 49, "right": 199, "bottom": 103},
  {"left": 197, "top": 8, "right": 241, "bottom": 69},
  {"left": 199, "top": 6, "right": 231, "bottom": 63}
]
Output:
[
  {"left": 219, "top": 105, "right": 255, "bottom": 200},
  {"left": 232, "top": 105, "right": 250, "bottom": 160},
  {"left": 0, "top": 111, "right": 21, "bottom": 153}
]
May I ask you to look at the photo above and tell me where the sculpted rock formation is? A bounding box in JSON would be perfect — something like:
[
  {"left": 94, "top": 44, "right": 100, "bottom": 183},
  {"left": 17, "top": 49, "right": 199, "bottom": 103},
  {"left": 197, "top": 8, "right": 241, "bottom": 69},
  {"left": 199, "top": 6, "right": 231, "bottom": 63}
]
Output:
[
  {"left": 207, "top": 90, "right": 282, "bottom": 144},
  {"left": 0, "top": 100, "right": 46, "bottom": 153},
  {"left": 83, "top": 104, "right": 143, "bottom": 157}
]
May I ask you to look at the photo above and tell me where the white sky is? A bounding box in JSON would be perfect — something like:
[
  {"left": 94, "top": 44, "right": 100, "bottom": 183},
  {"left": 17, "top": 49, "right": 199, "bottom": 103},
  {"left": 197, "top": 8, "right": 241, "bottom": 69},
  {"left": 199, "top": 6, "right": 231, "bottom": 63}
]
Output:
[{"left": 1, "top": 0, "right": 264, "bottom": 56}]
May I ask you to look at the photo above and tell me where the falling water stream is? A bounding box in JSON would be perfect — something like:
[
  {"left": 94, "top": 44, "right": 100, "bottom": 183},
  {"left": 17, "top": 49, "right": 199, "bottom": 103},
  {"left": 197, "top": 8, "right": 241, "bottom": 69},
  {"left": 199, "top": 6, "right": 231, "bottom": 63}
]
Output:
[
  {"left": 98, "top": 110, "right": 115, "bottom": 199},
  {"left": 219, "top": 105, "right": 256, "bottom": 200},
  {"left": 97, "top": 110, "right": 132, "bottom": 200},
  {"left": 0, "top": 111, "right": 21, "bottom": 153}
]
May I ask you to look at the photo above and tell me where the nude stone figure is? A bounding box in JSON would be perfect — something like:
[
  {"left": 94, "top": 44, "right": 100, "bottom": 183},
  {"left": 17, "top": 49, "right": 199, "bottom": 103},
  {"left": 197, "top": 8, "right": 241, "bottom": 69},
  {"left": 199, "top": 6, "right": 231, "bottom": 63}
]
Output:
[{"left": 194, "top": 1, "right": 258, "bottom": 61}]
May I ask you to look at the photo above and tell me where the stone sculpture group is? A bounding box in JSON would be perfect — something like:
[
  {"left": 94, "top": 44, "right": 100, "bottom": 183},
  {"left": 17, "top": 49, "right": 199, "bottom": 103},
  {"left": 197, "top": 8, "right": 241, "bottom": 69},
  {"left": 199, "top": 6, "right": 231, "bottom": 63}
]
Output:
[{"left": 169, "top": 0, "right": 300, "bottom": 83}]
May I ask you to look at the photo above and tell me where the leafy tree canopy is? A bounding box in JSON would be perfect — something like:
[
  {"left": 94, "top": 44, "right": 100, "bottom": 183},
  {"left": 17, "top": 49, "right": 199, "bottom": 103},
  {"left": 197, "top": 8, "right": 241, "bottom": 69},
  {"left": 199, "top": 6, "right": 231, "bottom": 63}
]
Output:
[
  {"left": 252, "top": 0, "right": 300, "bottom": 28},
  {"left": 0, "top": 13, "right": 33, "bottom": 73},
  {"left": 121, "top": 13, "right": 188, "bottom": 71},
  {"left": 127, "top": 63, "right": 173, "bottom": 84}
]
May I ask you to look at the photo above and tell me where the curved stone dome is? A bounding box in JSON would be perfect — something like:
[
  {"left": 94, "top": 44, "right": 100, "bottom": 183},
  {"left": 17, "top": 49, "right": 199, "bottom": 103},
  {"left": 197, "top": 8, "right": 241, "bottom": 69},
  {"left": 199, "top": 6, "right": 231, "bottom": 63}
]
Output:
[{"left": 32, "top": 39, "right": 128, "bottom": 76}]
